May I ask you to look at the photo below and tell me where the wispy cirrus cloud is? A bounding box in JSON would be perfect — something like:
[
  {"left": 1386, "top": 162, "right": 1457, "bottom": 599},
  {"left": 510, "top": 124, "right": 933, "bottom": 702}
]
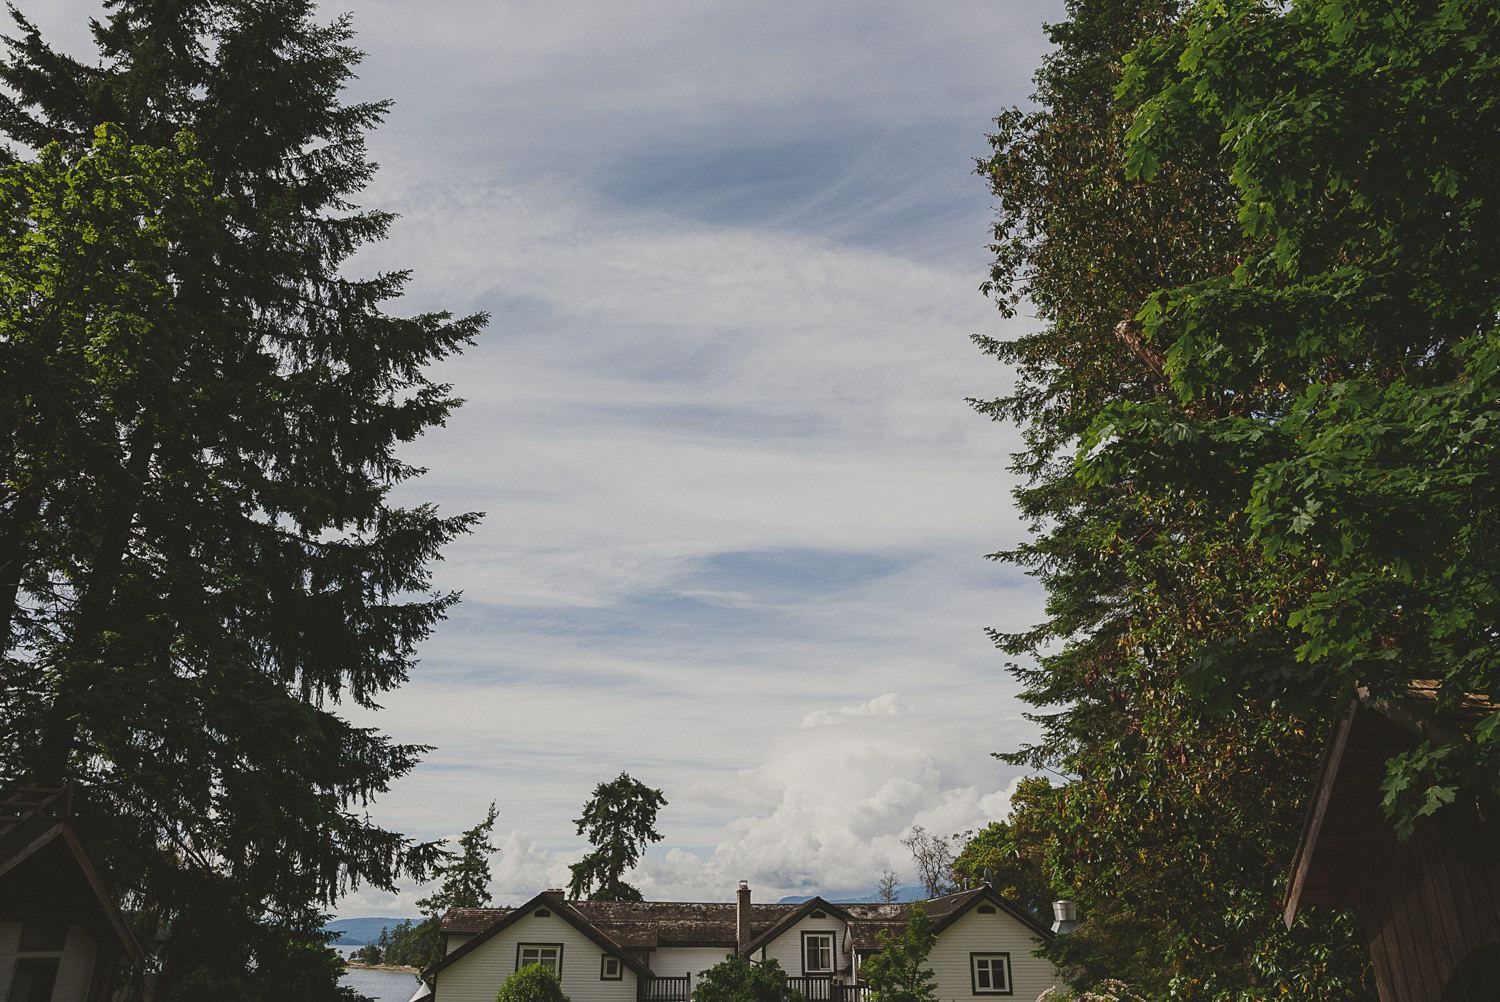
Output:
[{"left": 24, "top": 0, "right": 1066, "bottom": 917}]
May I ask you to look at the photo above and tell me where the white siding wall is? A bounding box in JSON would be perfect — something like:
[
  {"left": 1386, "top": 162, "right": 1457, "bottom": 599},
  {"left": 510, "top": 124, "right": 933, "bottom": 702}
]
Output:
[
  {"left": 54, "top": 924, "right": 99, "bottom": 1002},
  {"left": 446, "top": 933, "right": 474, "bottom": 955},
  {"left": 651, "top": 945, "right": 737, "bottom": 989},
  {"left": 759, "top": 914, "right": 851, "bottom": 978},
  {"left": 436, "top": 913, "right": 639, "bottom": 1002},
  {"left": 0, "top": 922, "right": 99, "bottom": 1002},
  {"left": 926, "top": 909, "right": 1057, "bottom": 1002}
]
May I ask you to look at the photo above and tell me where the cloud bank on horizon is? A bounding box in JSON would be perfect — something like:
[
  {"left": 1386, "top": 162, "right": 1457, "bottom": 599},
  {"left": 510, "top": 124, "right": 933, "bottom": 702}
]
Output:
[{"left": 27, "top": 0, "right": 1067, "bottom": 913}]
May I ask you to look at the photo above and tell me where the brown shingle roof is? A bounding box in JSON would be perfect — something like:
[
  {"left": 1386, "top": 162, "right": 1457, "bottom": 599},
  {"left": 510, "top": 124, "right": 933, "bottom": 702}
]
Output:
[
  {"left": 575, "top": 901, "right": 797, "bottom": 947},
  {"left": 440, "top": 900, "right": 800, "bottom": 946},
  {"left": 442, "top": 906, "right": 511, "bottom": 935},
  {"left": 439, "top": 887, "right": 1050, "bottom": 966}
]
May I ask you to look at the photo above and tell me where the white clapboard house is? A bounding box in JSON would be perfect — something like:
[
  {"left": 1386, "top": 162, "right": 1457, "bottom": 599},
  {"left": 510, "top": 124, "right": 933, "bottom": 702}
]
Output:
[{"left": 423, "top": 883, "right": 1059, "bottom": 1002}]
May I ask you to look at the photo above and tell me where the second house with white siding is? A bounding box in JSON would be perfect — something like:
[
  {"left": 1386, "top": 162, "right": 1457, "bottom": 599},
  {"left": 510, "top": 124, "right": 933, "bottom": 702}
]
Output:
[{"left": 425, "top": 883, "right": 1058, "bottom": 1002}]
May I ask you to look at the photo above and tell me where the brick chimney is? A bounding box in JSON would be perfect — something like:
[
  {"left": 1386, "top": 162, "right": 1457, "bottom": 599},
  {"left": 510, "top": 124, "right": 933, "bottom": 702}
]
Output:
[{"left": 736, "top": 881, "right": 751, "bottom": 956}]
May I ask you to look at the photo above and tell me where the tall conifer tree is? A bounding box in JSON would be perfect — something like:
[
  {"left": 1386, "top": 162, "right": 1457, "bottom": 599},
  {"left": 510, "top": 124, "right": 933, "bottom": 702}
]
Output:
[{"left": 0, "top": 1, "right": 485, "bottom": 997}]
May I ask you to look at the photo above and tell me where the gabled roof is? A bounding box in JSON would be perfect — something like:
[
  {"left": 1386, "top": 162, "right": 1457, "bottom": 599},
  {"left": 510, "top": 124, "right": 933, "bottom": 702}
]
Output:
[
  {"left": 741, "top": 887, "right": 1051, "bottom": 957},
  {"left": 740, "top": 896, "right": 852, "bottom": 958},
  {"left": 430, "top": 891, "right": 651, "bottom": 978},
  {"left": 443, "top": 906, "right": 514, "bottom": 935},
  {"left": 833, "top": 902, "right": 906, "bottom": 950},
  {"left": 921, "top": 885, "right": 1053, "bottom": 941},
  {"left": 0, "top": 813, "right": 143, "bottom": 964}
]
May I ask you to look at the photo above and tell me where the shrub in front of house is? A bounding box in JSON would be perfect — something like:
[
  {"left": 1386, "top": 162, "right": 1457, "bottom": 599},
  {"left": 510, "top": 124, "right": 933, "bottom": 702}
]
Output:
[
  {"left": 497, "top": 963, "right": 572, "bottom": 1002},
  {"left": 693, "top": 956, "right": 804, "bottom": 1002}
]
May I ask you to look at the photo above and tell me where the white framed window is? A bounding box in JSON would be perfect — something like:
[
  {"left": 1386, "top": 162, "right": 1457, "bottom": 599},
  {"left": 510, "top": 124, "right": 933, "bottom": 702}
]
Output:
[
  {"left": 803, "top": 932, "right": 834, "bottom": 974},
  {"left": 518, "top": 943, "right": 563, "bottom": 974},
  {"left": 601, "top": 955, "right": 622, "bottom": 980},
  {"left": 971, "top": 954, "right": 1011, "bottom": 995}
]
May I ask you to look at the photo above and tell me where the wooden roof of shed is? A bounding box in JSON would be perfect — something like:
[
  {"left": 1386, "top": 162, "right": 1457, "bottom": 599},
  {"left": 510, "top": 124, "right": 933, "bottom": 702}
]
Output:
[
  {"left": 1282, "top": 682, "right": 1499, "bottom": 927},
  {"left": 0, "top": 787, "right": 142, "bottom": 963}
]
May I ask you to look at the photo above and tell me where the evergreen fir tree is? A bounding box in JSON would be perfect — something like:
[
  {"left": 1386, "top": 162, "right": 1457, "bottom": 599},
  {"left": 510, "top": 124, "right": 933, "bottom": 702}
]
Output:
[
  {"left": 567, "top": 773, "right": 666, "bottom": 902},
  {"left": 0, "top": 1, "right": 485, "bottom": 997}
]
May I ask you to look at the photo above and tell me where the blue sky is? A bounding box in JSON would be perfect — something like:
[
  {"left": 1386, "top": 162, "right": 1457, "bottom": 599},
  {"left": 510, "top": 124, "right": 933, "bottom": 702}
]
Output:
[{"left": 35, "top": 0, "right": 1066, "bottom": 913}]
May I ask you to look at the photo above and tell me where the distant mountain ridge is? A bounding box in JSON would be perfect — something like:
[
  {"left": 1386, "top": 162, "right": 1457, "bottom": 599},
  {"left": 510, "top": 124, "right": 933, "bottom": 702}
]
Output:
[
  {"left": 325, "top": 916, "right": 419, "bottom": 946},
  {"left": 777, "top": 884, "right": 923, "bottom": 904}
]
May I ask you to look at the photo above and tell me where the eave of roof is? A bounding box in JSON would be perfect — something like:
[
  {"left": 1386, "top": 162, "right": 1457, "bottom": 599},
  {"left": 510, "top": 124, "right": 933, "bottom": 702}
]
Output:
[{"left": 1281, "top": 701, "right": 1415, "bottom": 927}]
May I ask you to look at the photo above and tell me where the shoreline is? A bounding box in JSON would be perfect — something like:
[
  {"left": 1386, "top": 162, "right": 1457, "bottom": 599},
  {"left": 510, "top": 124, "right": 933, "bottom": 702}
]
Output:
[{"left": 345, "top": 963, "right": 422, "bottom": 974}]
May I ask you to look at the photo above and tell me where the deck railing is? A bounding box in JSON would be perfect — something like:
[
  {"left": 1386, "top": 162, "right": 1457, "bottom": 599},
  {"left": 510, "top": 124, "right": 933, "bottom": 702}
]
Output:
[
  {"left": 785, "top": 977, "right": 866, "bottom": 1002},
  {"left": 641, "top": 975, "right": 692, "bottom": 1002},
  {"left": 641, "top": 972, "right": 865, "bottom": 1002}
]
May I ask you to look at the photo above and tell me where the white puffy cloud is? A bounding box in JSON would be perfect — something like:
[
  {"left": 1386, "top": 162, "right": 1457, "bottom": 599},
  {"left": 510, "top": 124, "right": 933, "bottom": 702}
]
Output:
[
  {"left": 802, "top": 692, "right": 903, "bottom": 728},
  {"left": 336, "top": 694, "right": 1036, "bottom": 914}
]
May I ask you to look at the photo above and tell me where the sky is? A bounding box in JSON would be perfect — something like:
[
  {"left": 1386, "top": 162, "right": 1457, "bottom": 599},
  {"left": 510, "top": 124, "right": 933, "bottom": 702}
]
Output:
[{"left": 32, "top": 0, "right": 1067, "bottom": 915}]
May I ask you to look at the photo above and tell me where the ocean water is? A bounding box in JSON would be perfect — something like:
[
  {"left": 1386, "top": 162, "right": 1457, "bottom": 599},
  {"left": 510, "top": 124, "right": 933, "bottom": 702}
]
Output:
[{"left": 340, "top": 966, "right": 423, "bottom": 1002}]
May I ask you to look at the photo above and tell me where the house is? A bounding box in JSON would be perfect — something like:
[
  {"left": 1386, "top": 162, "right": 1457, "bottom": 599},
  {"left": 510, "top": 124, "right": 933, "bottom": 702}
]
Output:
[
  {"left": 426, "top": 883, "right": 1059, "bottom": 1002},
  {"left": 1282, "top": 687, "right": 1500, "bottom": 1002},
  {"left": 0, "top": 786, "right": 142, "bottom": 1002}
]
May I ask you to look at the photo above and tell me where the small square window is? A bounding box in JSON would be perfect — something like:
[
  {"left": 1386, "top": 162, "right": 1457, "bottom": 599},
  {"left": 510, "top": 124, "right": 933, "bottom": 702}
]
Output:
[
  {"left": 971, "top": 954, "right": 1011, "bottom": 995},
  {"left": 601, "top": 955, "right": 622, "bottom": 980}
]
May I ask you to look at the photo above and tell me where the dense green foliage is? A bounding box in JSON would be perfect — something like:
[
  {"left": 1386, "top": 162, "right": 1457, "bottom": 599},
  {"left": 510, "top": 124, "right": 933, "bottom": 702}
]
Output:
[
  {"left": 567, "top": 772, "right": 666, "bottom": 902},
  {"left": 420, "top": 803, "right": 500, "bottom": 914},
  {"left": 375, "top": 918, "right": 442, "bottom": 969},
  {"left": 353, "top": 943, "right": 383, "bottom": 966},
  {"left": 966, "top": 0, "right": 1500, "bottom": 995},
  {"left": 951, "top": 778, "right": 1055, "bottom": 925},
  {"left": 1108, "top": 0, "right": 1500, "bottom": 827},
  {"left": 860, "top": 903, "right": 938, "bottom": 1002},
  {"left": 400, "top": 802, "right": 501, "bottom": 969},
  {"left": 692, "top": 957, "right": 802, "bottom": 1002},
  {"left": 0, "top": 0, "right": 484, "bottom": 997},
  {"left": 497, "top": 964, "right": 572, "bottom": 1002},
  {"left": 980, "top": 0, "right": 1500, "bottom": 995}
]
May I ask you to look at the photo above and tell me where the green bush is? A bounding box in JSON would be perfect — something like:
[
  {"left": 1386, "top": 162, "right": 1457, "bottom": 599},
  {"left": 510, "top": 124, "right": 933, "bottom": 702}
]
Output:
[
  {"left": 497, "top": 964, "right": 572, "bottom": 1002},
  {"left": 692, "top": 956, "right": 802, "bottom": 1002}
]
